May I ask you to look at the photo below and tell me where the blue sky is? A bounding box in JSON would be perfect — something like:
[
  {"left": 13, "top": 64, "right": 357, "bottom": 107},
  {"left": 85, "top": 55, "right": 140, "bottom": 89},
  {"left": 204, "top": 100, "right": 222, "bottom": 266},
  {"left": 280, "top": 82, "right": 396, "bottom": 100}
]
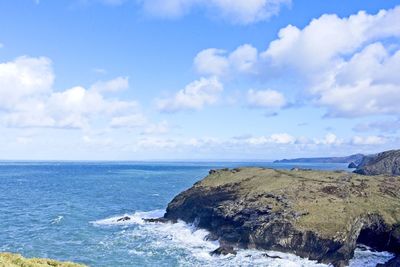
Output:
[{"left": 0, "top": 0, "right": 399, "bottom": 160}]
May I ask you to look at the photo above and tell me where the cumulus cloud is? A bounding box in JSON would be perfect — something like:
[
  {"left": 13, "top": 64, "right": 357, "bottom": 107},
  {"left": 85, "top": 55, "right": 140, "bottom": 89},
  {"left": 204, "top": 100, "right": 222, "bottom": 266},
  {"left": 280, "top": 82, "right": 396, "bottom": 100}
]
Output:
[
  {"left": 194, "top": 44, "right": 258, "bottom": 77},
  {"left": 0, "top": 56, "right": 143, "bottom": 129},
  {"left": 139, "top": 0, "right": 291, "bottom": 24},
  {"left": 260, "top": 6, "right": 400, "bottom": 117},
  {"left": 262, "top": 7, "right": 400, "bottom": 72},
  {"left": 247, "top": 89, "right": 286, "bottom": 109},
  {"left": 0, "top": 56, "right": 54, "bottom": 109},
  {"left": 314, "top": 133, "right": 343, "bottom": 146},
  {"left": 197, "top": 6, "right": 400, "bottom": 117},
  {"left": 156, "top": 77, "right": 223, "bottom": 112}
]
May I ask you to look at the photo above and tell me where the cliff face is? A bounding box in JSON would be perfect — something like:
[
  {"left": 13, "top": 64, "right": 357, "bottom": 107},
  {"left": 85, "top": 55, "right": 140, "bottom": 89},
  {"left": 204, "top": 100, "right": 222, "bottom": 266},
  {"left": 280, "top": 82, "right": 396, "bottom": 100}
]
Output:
[
  {"left": 355, "top": 150, "right": 400, "bottom": 176},
  {"left": 0, "top": 253, "right": 86, "bottom": 267},
  {"left": 164, "top": 168, "right": 400, "bottom": 267}
]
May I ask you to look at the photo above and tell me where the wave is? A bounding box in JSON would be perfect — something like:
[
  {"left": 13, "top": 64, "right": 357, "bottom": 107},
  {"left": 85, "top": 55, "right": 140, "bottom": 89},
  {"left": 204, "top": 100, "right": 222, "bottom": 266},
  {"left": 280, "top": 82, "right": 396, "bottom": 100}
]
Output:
[
  {"left": 91, "top": 209, "right": 165, "bottom": 226},
  {"left": 92, "top": 210, "right": 394, "bottom": 267},
  {"left": 51, "top": 215, "right": 64, "bottom": 224}
]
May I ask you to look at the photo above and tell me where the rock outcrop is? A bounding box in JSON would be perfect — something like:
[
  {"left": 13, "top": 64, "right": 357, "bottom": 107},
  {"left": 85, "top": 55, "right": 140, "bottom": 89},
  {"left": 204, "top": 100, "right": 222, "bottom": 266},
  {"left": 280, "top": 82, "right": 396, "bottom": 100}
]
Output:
[
  {"left": 163, "top": 168, "right": 400, "bottom": 267},
  {"left": 354, "top": 150, "right": 400, "bottom": 176},
  {"left": 0, "top": 253, "right": 86, "bottom": 267},
  {"left": 348, "top": 162, "right": 357, "bottom": 169}
]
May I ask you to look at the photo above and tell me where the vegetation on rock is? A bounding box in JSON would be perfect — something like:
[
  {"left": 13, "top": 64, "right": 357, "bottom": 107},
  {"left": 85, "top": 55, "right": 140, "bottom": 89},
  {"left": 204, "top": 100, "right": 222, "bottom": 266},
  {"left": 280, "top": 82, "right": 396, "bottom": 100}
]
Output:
[
  {"left": 0, "top": 253, "right": 86, "bottom": 267},
  {"left": 164, "top": 167, "right": 400, "bottom": 267}
]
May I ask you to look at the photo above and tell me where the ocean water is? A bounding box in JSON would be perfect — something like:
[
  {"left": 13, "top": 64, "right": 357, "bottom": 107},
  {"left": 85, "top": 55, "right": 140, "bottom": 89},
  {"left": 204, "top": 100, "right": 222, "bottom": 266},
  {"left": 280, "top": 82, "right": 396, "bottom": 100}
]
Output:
[{"left": 0, "top": 161, "right": 394, "bottom": 267}]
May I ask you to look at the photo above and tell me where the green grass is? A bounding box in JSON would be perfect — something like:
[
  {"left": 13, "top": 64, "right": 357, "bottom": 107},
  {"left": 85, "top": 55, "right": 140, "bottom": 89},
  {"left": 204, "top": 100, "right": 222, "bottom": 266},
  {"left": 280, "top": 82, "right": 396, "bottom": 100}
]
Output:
[
  {"left": 0, "top": 253, "right": 87, "bottom": 267},
  {"left": 198, "top": 168, "right": 400, "bottom": 238}
]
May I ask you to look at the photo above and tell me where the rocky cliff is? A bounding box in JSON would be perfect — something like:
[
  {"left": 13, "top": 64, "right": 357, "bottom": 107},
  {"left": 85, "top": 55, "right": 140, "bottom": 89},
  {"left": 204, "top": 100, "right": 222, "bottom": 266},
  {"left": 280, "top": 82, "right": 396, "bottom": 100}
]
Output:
[
  {"left": 354, "top": 149, "right": 400, "bottom": 176},
  {"left": 0, "top": 253, "right": 86, "bottom": 267},
  {"left": 163, "top": 168, "right": 400, "bottom": 267}
]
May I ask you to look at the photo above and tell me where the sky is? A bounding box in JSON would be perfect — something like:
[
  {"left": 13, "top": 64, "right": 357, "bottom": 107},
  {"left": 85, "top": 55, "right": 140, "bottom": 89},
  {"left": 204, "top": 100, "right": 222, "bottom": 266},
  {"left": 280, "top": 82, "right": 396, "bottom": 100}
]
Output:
[{"left": 0, "top": 0, "right": 400, "bottom": 160}]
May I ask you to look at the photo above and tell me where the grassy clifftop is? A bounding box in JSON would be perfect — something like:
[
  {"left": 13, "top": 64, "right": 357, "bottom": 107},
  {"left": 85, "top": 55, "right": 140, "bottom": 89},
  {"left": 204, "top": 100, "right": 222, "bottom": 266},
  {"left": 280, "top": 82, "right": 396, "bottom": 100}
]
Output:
[
  {"left": 0, "top": 253, "right": 86, "bottom": 267},
  {"left": 164, "top": 167, "right": 400, "bottom": 266},
  {"left": 201, "top": 168, "right": 400, "bottom": 238}
]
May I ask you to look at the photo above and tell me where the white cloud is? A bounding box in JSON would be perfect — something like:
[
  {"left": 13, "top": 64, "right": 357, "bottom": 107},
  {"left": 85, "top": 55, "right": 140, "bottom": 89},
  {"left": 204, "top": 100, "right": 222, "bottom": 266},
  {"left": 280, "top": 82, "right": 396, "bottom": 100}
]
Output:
[
  {"left": 247, "top": 89, "right": 286, "bottom": 109},
  {"left": 245, "top": 133, "right": 295, "bottom": 145},
  {"left": 229, "top": 44, "right": 259, "bottom": 73},
  {"left": 258, "top": 6, "right": 400, "bottom": 117},
  {"left": 0, "top": 43, "right": 3, "bottom": 48},
  {"left": 82, "top": 135, "right": 113, "bottom": 146},
  {"left": 139, "top": 0, "right": 291, "bottom": 24},
  {"left": 262, "top": 7, "right": 400, "bottom": 72},
  {"left": 315, "top": 44, "right": 400, "bottom": 117},
  {"left": 351, "top": 135, "right": 387, "bottom": 145},
  {"left": 156, "top": 77, "right": 223, "bottom": 112},
  {"left": 0, "top": 56, "right": 143, "bottom": 129},
  {"left": 194, "top": 44, "right": 258, "bottom": 76},
  {"left": 142, "top": 120, "right": 170, "bottom": 135},
  {"left": 110, "top": 114, "right": 147, "bottom": 128},
  {"left": 137, "top": 137, "right": 177, "bottom": 149},
  {"left": 193, "top": 6, "right": 400, "bottom": 117},
  {"left": 314, "top": 133, "right": 343, "bottom": 146},
  {"left": 90, "top": 76, "right": 129, "bottom": 92},
  {"left": 194, "top": 49, "right": 229, "bottom": 76},
  {"left": 0, "top": 56, "right": 54, "bottom": 109}
]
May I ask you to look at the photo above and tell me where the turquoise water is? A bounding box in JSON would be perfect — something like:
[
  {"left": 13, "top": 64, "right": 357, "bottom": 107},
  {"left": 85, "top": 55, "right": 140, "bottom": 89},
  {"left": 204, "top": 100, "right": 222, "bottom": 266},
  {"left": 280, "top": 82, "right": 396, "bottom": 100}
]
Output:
[{"left": 0, "top": 162, "right": 394, "bottom": 266}]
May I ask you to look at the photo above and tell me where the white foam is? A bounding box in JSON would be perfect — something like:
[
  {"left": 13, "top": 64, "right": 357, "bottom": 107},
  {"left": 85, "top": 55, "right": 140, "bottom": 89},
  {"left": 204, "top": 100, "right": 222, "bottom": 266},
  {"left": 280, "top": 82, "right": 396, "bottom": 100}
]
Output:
[
  {"left": 93, "top": 210, "right": 394, "bottom": 267},
  {"left": 51, "top": 215, "right": 64, "bottom": 224},
  {"left": 91, "top": 209, "right": 165, "bottom": 226},
  {"left": 349, "top": 245, "right": 394, "bottom": 267}
]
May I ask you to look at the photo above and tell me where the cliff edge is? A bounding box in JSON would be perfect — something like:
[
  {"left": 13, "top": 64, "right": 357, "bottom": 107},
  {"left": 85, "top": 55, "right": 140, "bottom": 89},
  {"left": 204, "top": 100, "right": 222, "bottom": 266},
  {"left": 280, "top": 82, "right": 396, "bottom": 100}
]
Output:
[{"left": 163, "top": 168, "right": 400, "bottom": 267}]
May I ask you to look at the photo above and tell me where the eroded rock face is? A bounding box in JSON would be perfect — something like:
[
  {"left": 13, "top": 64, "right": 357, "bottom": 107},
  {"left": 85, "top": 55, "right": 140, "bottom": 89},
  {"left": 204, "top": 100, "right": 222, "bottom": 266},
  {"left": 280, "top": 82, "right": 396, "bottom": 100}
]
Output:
[
  {"left": 355, "top": 150, "right": 400, "bottom": 176},
  {"left": 163, "top": 168, "right": 400, "bottom": 267}
]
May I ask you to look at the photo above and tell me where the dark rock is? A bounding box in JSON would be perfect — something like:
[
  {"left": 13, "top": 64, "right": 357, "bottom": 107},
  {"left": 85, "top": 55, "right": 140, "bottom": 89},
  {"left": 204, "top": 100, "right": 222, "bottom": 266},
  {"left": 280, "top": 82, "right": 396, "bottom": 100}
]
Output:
[
  {"left": 263, "top": 253, "right": 282, "bottom": 259},
  {"left": 354, "top": 149, "right": 400, "bottom": 176},
  {"left": 210, "top": 246, "right": 237, "bottom": 256},
  {"left": 348, "top": 162, "right": 357, "bottom": 169},
  {"left": 291, "top": 168, "right": 312, "bottom": 171},
  {"left": 143, "top": 217, "right": 171, "bottom": 223},
  {"left": 163, "top": 167, "right": 400, "bottom": 267},
  {"left": 117, "top": 216, "right": 131, "bottom": 222}
]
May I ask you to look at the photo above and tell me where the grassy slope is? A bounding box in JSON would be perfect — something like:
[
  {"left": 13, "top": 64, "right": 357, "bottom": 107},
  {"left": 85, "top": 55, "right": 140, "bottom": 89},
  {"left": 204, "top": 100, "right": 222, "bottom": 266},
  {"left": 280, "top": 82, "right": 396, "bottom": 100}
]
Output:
[
  {"left": 198, "top": 168, "right": 400, "bottom": 239},
  {"left": 0, "top": 253, "right": 87, "bottom": 267}
]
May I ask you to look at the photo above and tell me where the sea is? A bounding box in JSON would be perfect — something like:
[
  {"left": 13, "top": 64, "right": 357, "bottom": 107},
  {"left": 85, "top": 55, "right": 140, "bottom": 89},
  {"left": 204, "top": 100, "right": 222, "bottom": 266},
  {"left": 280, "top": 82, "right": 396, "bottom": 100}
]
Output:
[{"left": 0, "top": 161, "right": 395, "bottom": 267}]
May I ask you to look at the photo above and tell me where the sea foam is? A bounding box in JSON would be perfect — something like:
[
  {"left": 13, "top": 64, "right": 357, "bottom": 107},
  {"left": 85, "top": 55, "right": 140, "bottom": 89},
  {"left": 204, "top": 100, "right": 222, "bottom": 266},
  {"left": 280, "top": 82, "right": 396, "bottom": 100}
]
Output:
[{"left": 92, "top": 210, "right": 394, "bottom": 267}]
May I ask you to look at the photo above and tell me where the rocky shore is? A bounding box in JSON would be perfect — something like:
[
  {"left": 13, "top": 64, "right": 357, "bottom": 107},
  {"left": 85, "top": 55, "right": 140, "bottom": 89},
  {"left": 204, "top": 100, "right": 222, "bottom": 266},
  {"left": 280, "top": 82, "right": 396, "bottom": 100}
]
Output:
[
  {"left": 354, "top": 150, "right": 400, "bottom": 176},
  {"left": 0, "top": 253, "right": 86, "bottom": 267},
  {"left": 162, "top": 168, "right": 400, "bottom": 267}
]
